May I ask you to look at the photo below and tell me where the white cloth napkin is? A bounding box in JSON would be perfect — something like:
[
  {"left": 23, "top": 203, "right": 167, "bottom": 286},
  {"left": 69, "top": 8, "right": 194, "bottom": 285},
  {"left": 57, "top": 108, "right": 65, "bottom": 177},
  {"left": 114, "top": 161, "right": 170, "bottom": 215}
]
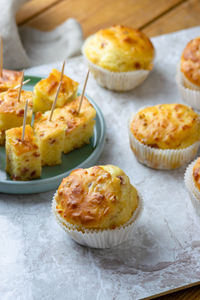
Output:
[{"left": 0, "top": 0, "right": 83, "bottom": 69}]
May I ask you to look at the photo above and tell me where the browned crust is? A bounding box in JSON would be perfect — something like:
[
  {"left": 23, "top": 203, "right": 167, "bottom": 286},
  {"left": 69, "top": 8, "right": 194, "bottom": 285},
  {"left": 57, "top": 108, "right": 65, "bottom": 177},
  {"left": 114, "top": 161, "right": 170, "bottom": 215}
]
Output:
[
  {"left": 130, "top": 104, "right": 200, "bottom": 150},
  {"left": 181, "top": 37, "right": 200, "bottom": 87},
  {"left": 55, "top": 166, "right": 137, "bottom": 230},
  {"left": 6, "top": 125, "right": 40, "bottom": 155},
  {"left": 0, "top": 89, "right": 33, "bottom": 114},
  {"left": 84, "top": 25, "right": 154, "bottom": 72}
]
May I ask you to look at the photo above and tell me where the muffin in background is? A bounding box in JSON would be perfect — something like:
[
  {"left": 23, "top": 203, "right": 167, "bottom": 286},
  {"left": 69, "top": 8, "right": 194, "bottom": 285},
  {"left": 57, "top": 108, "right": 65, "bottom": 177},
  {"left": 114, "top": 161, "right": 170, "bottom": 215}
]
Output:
[
  {"left": 185, "top": 157, "right": 200, "bottom": 217},
  {"left": 177, "top": 37, "right": 200, "bottom": 110},
  {"left": 52, "top": 165, "right": 142, "bottom": 248},
  {"left": 129, "top": 103, "right": 200, "bottom": 170},
  {"left": 82, "top": 25, "right": 155, "bottom": 91}
]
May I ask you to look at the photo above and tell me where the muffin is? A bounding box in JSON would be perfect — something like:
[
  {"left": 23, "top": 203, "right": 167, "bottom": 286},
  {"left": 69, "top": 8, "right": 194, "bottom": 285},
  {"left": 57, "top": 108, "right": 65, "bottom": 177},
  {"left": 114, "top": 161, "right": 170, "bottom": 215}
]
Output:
[
  {"left": 129, "top": 103, "right": 200, "bottom": 169},
  {"left": 82, "top": 25, "right": 155, "bottom": 91},
  {"left": 185, "top": 157, "right": 200, "bottom": 217},
  {"left": 177, "top": 37, "right": 200, "bottom": 109},
  {"left": 52, "top": 165, "right": 142, "bottom": 248}
]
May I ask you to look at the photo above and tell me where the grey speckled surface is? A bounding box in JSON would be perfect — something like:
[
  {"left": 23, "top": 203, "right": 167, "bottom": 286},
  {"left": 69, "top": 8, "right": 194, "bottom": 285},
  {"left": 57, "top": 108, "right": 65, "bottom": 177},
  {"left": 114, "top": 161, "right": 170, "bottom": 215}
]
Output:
[{"left": 1, "top": 27, "right": 200, "bottom": 300}]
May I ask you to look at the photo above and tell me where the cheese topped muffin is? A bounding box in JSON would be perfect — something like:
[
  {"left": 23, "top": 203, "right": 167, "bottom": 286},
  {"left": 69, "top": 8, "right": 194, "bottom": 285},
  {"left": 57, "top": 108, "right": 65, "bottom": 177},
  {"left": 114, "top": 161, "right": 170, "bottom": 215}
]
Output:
[
  {"left": 33, "top": 69, "right": 79, "bottom": 112},
  {"left": 192, "top": 158, "right": 200, "bottom": 191},
  {"left": 180, "top": 37, "right": 200, "bottom": 90},
  {"left": 84, "top": 25, "right": 154, "bottom": 72},
  {"left": 0, "top": 69, "right": 23, "bottom": 92},
  {"left": 130, "top": 104, "right": 200, "bottom": 150},
  {"left": 54, "top": 165, "right": 139, "bottom": 230}
]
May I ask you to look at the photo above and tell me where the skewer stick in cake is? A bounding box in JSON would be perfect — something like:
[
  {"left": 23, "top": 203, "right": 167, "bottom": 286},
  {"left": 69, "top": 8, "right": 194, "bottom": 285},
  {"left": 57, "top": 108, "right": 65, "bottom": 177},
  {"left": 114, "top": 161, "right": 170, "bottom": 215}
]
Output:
[
  {"left": 5, "top": 101, "right": 41, "bottom": 181},
  {"left": 14, "top": 79, "right": 30, "bottom": 89},
  {"left": 51, "top": 95, "right": 96, "bottom": 154},
  {"left": 77, "top": 70, "right": 90, "bottom": 113},
  {"left": 46, "top": 71, "right": 95, "bottom": 154},
  {"left": 0, "top": 78, "right": 32, "bottom": 146},
  {"left": 33, "top": 62, "right": 66, "bottom": 166},
  {"left": 0, "top": 89, "right": 33, "bottom": 132},
  {"left": 33, "top": 65, "right": 78, "bottom": 112}
]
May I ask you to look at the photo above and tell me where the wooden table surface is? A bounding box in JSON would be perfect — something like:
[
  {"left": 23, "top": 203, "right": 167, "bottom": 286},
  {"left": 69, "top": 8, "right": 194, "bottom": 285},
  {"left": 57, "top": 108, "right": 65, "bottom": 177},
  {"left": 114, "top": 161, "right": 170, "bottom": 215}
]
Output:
[{"left": 16, "top": 1, "right": 200, "bottom": 299}]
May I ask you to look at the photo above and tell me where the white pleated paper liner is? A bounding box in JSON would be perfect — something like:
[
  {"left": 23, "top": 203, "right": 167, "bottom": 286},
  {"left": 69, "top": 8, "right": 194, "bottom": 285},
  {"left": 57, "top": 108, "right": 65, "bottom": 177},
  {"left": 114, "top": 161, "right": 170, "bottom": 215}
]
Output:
[
  {"left": 128, "top": 112, "right": 200, "bottom": 170},
  {"left": 52, "top": 191, "right": 143, "bottom": 249},
  {"left": 184, "top": 159, "right": 200, "bottom": 217},
  {"left": 176, "top": 69, "right": 200, "bottom": 110},
  {"left": 82, "top": 36, "right": 151, "bottom": 92}
]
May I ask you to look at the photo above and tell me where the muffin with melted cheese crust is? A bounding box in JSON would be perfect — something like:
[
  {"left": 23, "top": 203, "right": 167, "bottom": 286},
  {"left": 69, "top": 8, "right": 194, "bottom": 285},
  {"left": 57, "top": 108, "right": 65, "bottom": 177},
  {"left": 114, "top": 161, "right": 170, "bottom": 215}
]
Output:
[
  {"left": 82, "top": 25, "right": 155, "bottom": 91},
  {"left": 185, "top": 157, "right": 200, "bottom": 217},
  {"left": 180, "top": 37, "right": 200, "bottom": 90},
  {"left": 177, "top": 37, "right": 200, "bottom": 109},
  {"left": 52, "top": 165, "right": 142, "bottom": 248},
  {"left": 129, "top": 103, "right": 200, "bottom": 169}
]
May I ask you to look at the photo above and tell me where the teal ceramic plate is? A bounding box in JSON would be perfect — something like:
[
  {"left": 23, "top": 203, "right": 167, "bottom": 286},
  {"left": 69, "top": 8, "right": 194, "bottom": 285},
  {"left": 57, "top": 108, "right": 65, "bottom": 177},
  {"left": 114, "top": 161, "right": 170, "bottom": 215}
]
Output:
[{"left": 0, "top": 76, "right": 106, "bottom": 194}]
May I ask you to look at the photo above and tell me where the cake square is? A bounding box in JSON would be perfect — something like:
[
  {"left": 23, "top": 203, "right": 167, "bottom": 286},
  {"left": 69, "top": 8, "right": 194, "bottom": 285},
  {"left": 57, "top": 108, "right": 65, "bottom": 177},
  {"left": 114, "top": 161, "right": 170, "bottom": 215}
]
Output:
[
  {"left": 50, "top": 96, "right": 96, "bottom": 153},
  {"left": 5, "top": 125, "right": 41, "bottom": 180},
  {"left": 0, "top": 89, "right": 33, "bottom": 131},
  {"left": 0, "top": 69, "right": 23, "bottom": 92},
  {"left": 33, "top": 112, "right": 65, "bottom": 166},
  {"left": 33, "top": 69, "right": 79, "bottom": 112}
]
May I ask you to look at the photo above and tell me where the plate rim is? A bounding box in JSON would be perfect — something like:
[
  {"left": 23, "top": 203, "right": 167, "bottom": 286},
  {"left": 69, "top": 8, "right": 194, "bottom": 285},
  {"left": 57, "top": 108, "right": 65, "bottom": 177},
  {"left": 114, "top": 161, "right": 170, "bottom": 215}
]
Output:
[{"left": 0, "top": 75, "right": 106, "bottom": 189}]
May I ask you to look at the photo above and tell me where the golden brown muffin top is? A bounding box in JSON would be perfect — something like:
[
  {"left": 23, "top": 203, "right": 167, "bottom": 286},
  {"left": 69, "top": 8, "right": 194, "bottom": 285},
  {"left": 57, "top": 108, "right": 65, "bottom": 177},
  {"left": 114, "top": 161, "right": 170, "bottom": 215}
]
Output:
[
  {"left": 130, "top": 104, "right": 200, "bottom": 150},
  {"left": 193, "top": 158, "right": 200, "bottom": 191},
  {"left": 0, "top": 69, "right": 23, "bottom": 92},
  {"left": 55, "top": 165, "right": 138, "bottom": 230},
  {"left": 0, "top": 89, "right": 33, "bottom": 115},
  {"left": 83, "top": 25, "right": 154, "bottom": 72},
  {"left": 35, "top": 69, "right": 78, "bottom": 96},
  {"left": 6, "top": 125, "right": 40, "bottom": 156},
  {"left": 181, "top": 37, "right": 200, "bottom": 87}
]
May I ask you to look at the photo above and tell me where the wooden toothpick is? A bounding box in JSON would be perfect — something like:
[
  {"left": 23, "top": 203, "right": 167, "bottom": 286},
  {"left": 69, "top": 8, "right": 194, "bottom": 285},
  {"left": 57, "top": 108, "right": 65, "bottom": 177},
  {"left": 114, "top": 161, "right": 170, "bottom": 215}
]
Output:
[
  {"left": 22, "top": 99, "right": 28, "bottom": 141},
  {"left": 18, "top": 71, "right": 24, "bottom": 102},
  {"left": 14, "top": 79, "right": 30, "bottom": 89},
  {"left": 0, "top": 37, "right": 3, "bottom": 77},
  {"left": 77, "top": 70, "right": 90, "bottom": 114},
  {"left": 48, "top": 61, "right": 65, "bottom": 121}
]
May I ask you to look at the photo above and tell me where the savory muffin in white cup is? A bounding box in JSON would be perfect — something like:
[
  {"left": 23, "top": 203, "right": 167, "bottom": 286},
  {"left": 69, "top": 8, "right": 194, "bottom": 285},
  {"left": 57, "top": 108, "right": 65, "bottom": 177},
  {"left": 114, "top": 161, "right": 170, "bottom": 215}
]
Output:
[
  {"left": 52, "top": 165, "right": 142, "bottom": 248},
  {"left": 129, "top": 103, "right": 200, "bottom": 169},
  {"left": 82, "top": 25, "right": 155, "bottom": 91},
  {"left": 177, "top": 37, "right": 200, "bottom": 110}
]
